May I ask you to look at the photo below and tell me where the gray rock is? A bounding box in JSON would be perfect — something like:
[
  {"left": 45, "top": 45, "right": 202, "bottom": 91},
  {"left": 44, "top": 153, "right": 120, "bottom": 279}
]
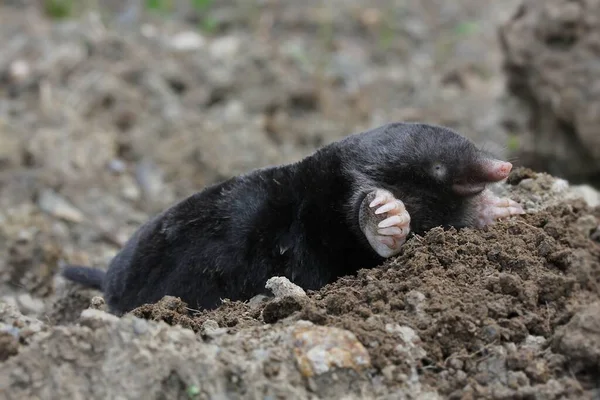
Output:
[{"left": 265, "top": 276, "right": 307, "bottom": 299}]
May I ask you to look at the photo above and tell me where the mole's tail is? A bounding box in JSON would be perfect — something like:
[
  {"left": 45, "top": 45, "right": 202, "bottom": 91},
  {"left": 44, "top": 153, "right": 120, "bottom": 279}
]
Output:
[{"left": 61, "top": 265, "right": 106, "bottom": 291}]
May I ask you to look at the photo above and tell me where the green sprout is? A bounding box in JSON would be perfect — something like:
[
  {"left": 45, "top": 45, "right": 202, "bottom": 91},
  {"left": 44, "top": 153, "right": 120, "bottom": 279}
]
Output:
[
  {"left": 507, "top": 134, "right": 520, "bottom": 152},
  {"left": 44, "top": 0, "right": 74, "bottom": 19},
  {"left": 454, "top": 21, "right": 479, "bottom": 36},
  {"left": 187, "top": 384, "right": 201, "bottom": 398}
]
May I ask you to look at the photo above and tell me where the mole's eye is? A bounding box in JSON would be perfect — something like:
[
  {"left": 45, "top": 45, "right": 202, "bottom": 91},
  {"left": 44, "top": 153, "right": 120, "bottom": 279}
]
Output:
[{"left": 432, "top": 163, "right": 446, "bottom": 178}]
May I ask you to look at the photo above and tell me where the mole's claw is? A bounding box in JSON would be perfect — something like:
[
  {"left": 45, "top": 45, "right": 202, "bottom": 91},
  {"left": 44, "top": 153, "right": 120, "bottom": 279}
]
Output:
[
  {"left": 377, "top": 226, "right": 403, "bottom": 236},
  {"left": 375, "top": 200, "right": 405, "bottom": 215},
  {"left": 369, "top": 190, "right": 391, "bottom": 208},
  {"left": 359, "top": 188, "right": 411, "bottom": 258},
  {"left": 474, "top": 189, "right": 526, "bottom": 228},
  {"left": 378, "top": 214, "right": 408, "bottom": 228}
]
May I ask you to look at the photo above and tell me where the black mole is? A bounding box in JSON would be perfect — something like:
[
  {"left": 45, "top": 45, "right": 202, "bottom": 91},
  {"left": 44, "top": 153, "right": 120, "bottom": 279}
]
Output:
[{"left": 62, "top": 122, "right": 524, "bottom": 315}]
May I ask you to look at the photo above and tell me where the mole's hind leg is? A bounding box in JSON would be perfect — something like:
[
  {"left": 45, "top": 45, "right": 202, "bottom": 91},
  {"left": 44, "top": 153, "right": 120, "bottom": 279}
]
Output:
[
  {"left": 358, "top": 189, "right": 411, "bottom": 258},
  {"left": 474, "top": 189, "right": 525, "bottom": 228}
]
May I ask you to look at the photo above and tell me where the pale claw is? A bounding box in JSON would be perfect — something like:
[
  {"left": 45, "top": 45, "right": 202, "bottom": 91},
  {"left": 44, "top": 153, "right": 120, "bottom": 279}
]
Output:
[
  {"left": 475, "top": 189, "right": 525, "bottom": 228},
  {"left": 360, "top": 189, "right": 411, "bottom": 258}
]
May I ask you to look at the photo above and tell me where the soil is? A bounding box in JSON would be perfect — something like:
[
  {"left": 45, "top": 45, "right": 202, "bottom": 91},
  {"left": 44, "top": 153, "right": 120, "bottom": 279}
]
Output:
[
  {"left": 132, "top": 188, "right": 600, "bottom": 398},
  {"left": 500, "top": 0, "right": 600, "bottom": 187},
  {"left": 1, "top": 0, "right": 600, "bottom": 399}
]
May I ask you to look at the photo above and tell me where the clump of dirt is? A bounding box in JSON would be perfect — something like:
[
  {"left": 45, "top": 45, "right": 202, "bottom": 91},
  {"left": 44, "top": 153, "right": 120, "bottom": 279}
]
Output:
[
  {"left": 130, "top": 295, "right": 202, "bottom": 332},
  {"left": 129, "top": 197, "right": 600, "bottom": 397},
  {"left": 500, "top": 0, "right": 600, "bottom": 187}
]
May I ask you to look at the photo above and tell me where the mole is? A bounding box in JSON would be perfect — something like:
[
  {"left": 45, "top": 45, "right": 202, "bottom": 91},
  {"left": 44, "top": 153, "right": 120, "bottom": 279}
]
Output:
[{"left": 62, "top": 122, "right": 525, "bottom": 315}]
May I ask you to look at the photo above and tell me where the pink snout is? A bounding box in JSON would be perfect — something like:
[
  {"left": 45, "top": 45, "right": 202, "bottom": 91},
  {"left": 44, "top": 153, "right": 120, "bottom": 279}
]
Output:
[{"left": 481, "top": 160, "right": 512, "bottom": 182}]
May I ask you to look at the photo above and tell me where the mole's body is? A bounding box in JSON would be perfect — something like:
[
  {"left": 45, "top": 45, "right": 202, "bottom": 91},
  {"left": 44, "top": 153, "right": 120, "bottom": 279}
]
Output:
[{"left": 63, "top": 122, "right": 524, "bottom": 315}]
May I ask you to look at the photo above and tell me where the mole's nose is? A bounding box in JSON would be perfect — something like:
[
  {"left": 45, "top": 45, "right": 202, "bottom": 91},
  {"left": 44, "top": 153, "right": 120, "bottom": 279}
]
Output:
[{"left": 481, "top": 160, "right": 512, "bottom": 182}]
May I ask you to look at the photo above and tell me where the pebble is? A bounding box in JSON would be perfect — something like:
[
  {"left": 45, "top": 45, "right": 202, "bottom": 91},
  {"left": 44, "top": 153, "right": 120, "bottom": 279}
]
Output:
[
  {"left": 37, "top": 189, "right": 84, "bottom": 223},
  {"left": 404, "top": 290, "right": 426, "bottom": 314},
  {"left": 170, "top": 31, "right": 206, "bottom": 51},
  {"left": 16, "top": 293, "right": 45, "bottom": 316},
  {"left": 79, "top": 309, "right": 120, "bottom": 330},
  {"left": 550, "top": 178, "right": 569, "bottom": 193},
  {"left": 291, "top": 323, "right": 371, "bottom": 377},
  {"left": 140, "top": 24, "right": 158, "bottom": 38},
  {"left": 265, "top": 276, "right": 307, "bottom": 299},
  {"left": 107, "top": 158, "right": 127, "bottom": 174},
  {"left": 90, "top": 296, "right": 107, "bottom": 311},
  {"left": 120, "top": 175, "right": 141, "bottom": 201},
  {"left": 0, "top": 324, "right": 20, "bottom": 339},
  {"left": 569, "top": 184, "right": 600, "bottom": 207},
  {"left": 209, "top": 36, "right": 241, "bottom": 60},
  {"left": 201, "top": 319, "right": 228, "bottom": 337},
  {"left": 8, "top": 59, "right": 30, "bottom": 83},
  {"left": 523, "top": 335, "right": 547, "bottom": 351},
  {"left": 385, "top": 324, "right": 427, "bottom": 361}
]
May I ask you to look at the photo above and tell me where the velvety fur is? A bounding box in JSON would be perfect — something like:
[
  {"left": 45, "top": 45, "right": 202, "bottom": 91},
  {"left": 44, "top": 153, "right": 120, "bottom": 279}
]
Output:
[{"left": 63, "top": 122, "right": 494, "bottom": 315}]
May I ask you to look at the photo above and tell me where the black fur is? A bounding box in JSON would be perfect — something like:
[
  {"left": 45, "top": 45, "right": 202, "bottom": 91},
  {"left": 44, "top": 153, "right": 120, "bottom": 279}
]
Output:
[
  {"left": 61, "top": 265, "right": 105, "bottom": 291},
  {"left": 62, "top": 122, "right": 498, "bottom": 315}
]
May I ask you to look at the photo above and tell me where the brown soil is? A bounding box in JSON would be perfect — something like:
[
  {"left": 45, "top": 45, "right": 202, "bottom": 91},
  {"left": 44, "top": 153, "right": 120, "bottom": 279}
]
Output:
[{"left": 129, "top": 190, "right": 600, "bottom": 398}]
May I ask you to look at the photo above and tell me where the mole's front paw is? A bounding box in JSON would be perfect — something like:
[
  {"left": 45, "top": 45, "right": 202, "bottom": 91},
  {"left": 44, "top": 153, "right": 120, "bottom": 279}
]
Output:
[
  {"left": 359, "top": 189, "right": 411, "bottom": 258},
  {"left": 474, "top": 189, "right": 525, "bottom": 228}
]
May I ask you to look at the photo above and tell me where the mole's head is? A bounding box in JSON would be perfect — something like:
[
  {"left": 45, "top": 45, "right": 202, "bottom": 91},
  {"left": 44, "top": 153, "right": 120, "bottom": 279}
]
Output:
[{"left": 371, "top": 123, "right": 513, "bottom": 197}]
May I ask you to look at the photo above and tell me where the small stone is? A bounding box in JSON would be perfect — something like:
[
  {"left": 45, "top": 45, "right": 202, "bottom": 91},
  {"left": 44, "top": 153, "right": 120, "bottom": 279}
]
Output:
[
  {"left": 0, "top": 325, "right": 20, "bottom": 339},
  {"left": 121, "top": 176, "right": 141, "bottom": 201},
  {"left": 170, "top": 31, "right": 206, "bottom": 51},
  {"left": 79, "top": 309, "right": 120, "bottom": 330},
  {"left": 386, "top": 324, "right": 427, "bottom": 361},
  {"left": 90, "top": 296, "right": 106, "bottom": 311},
  {"left": 524, "top": 335, "right": 547, "bottom": 351},
  {"left": 8, "top": 59, "right": 30, "bottom": 83},
  {"left": 405, "top": 290, "right": 426, "bottom": 314},
  {"left": 525, "top": 359, "right": 550, "bottom": 383},
  {"left": 131, "top": 318, "right": 149, "bottom": 336},
  {"left": 248, "top": 294, "right": 270, "bottom": 309},
  {"left": 16, "top": 294, "right": 45, "bottom": 316},
  {"left": 381, "top": 365, "right": 396, "bottom": 381},
  {"left": 576, "top": 215, "right": 598, "bottom": 235},
  {"left": 569, "top": 184, "right": 600, "bottom": 207},
  {"left": 37, "top": 189, "right": 84, "bottom": 223},
  {"left": 359, "top": 8, "right": 383, "bottom": 27},
  {"left": 518, "top": 178, "right": 536, "bottom": 190},
  {"left": 265, "top": 276, "right": 307, "bottom": 299},
  {"left": 550, "top": 179, "right": 569, "bottom": 193},
  {"left": 448, "top": 357, "right": 465, "bottom": 371},
  {"left": 201, "top": 319, "right": 227, "bottom": 337},
  {"left": 107, "top": 158, "right": 127, "bottom": 174},
  {"left": 140, "top": 24, "right": 157, "bottom": 38},
  {"left": 551, "top": 301, "right": 600, "bottom": 373},
  {"left": 209, "top": 36, "right": 241, "bottom": 59},
  {"left": 481, "top": 324, "right": 501, "bottom": 343},
  {"left": 292, "top": 323, "right": 371, "bottom": 377},
  {"left": 455, "top": 370, "right": 468, "bottom": 383},
  {"left": 507, "top": 371, "right": 530, "bottom": 390}
]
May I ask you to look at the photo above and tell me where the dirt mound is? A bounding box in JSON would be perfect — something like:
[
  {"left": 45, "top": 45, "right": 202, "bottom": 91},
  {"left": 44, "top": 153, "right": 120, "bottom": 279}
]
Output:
[
  {"left": 500, "top": 0, "right": 600, "bottom": 187},
  {"left": 3, "top": 171, "right": 596, "bottom": 399},
  {"left": 154, "top": 187, "right": 597, "bottom": 398},
  {"left": 68, "top": 169, "right": 597, "bottom": 399}
]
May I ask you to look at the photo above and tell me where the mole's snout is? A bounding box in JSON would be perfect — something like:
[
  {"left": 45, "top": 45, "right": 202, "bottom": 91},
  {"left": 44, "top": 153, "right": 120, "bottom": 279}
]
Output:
[
  {"left": 451, "top": 159, "right": 513, "bottom": 197},
  {"left": 481, "top": 159, "right": 513, "bottom": 182}
]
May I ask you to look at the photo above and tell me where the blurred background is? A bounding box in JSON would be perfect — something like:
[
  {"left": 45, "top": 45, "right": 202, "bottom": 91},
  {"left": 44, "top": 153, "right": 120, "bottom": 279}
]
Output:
[{"left": 0, "top": 0, "right": 598, "bottom": 314}]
